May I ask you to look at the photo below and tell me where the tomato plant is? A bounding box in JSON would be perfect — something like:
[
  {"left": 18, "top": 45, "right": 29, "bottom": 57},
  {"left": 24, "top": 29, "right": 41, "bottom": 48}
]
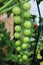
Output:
[{"left": 0, "top": 0, "right": 43, "bottom": 65}]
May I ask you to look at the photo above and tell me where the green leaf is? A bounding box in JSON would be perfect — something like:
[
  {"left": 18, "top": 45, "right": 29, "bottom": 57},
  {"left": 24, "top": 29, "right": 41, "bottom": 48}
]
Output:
[
  {"left": 0, "top": 22, "right": 5, "bottom": 29},
  {"left": 2, "top": 63, "right": 9, "bottom": 65},
  {"left": 4, "top": 54, "right": 18, "bottom": 62}
]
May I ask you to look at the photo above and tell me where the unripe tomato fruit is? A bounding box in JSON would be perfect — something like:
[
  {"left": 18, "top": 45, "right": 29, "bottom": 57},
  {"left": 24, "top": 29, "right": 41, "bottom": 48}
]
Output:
[
  {"left": 19, "top": 58, "right": 23, "bottom": 63},
  {"left": 18, "top": 55, "right": 21, "bottom": 58},
  {"left": 15, "top": 40, "right": 21, "bottom": 46},
  {"left": 24, "top": 21, "right": 31, "bottom": 29},
  {"left": 37, "top": 53, "right": 42, "bottom": 59},
  {"left": 12, "top": 7, "right": 21, "bottom": 15},
  {"left": 16, "top": 47, "right": 21, "bottom": 52},
  {"left": 23, "top": 2, "right": 31, "bottom": 10},
  {"left": 14, "top": 16, "right": 22, "bottom": 24},
  {"left": 22, "top": 43, "right": 28, "bottom": 50},
  {"left": 23, "top": 37, "right": 29, "bottom": 43},
  {"left": 23, "top": 12, "right": 31, "bottom": 19},
  {"left": 14, "top": 32, "right": 20, "bottom": 39},
  {"left": 40, "top": 62, "right": 43, "bottom": 65},
  {"left": 22, "top": 55, "right": 28, "bottom": 60},
  {"left": 23, "top": 29, "right": 31, "bottom": 36},
  {"left": 15, "top": 25, "right": 21, "bottom": 32},
  {"left": 0, "top": 33, "right": 4, "bottom": 38}
]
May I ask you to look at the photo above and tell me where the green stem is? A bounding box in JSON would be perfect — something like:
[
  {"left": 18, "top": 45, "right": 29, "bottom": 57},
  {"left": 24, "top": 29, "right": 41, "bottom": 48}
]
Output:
[
  {"left": 0, "top": 4, "right": 17, "bottom": 14},
  {"left": 0, "top": 0, "right": 14, "bottom": 12}
]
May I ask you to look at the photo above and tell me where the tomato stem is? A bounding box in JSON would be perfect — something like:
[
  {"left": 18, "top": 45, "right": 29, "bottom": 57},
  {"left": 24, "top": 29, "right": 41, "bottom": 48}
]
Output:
[
  {"left": 0, "top": 4, "right": 18, "bottom": 14},
  {"left": 0, "top": 0, "right": 13, "bottom": 12}
]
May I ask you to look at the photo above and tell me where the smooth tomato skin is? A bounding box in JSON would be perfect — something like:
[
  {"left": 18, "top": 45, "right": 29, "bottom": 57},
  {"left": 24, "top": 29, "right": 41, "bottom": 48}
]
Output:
[
  {"left": 16, "top": 47, "right": 21, "bottom": 52},
  {"left": 18, "top": 55, "right": 21, "bottom": 58},
  {"left": 0, "top": 33, "right": 4, "bottom": 38},
  {"left": 24, "top": 21, "right": 31, "bottom": 29},
  {"left": 12, "top": 7, "right": 21, "bottom": 15},
  {"left": 40, "top": 62, "right": 43, "bottom": 65},
  {"left": 23, "top": 29, "right": 31, "bottom": 36},
  {"left": 23, "top": 37, "right": 29, "bottom": 43},
  {"left": 14, "top": 32, "right": 20, "bottom": 39},
  {"left": 37, "top": 53, "right": 42, "bottom": 59},
  {"left": 22, "top": 43, "right": 28, "bottom": 50},
  {"left": 14, "top": 16, "right": 22, "bottom": 24},
  {"left": 15, "top": 25, "right": 21, "bottom": 32},
  {"left": 23, "top": 2, "right": 31, "bottom": 10},
  {"left": 15, "top": 40, "right": 21, "bottom": 46},
  {"left": 22, "top": 55, "right": 28, "bottom": 60},
  {"left": 19, "top": 58, "right": 23, "bottom": 63},
  {"left": 23, "top": 12, "right": 31, "bottom": 19}
]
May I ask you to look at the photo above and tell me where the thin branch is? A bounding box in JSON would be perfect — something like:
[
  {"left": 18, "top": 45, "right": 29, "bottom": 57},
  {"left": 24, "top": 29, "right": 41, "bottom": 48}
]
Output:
[{"left": 36, "top": 0, "right": 41, "bottom": 22}]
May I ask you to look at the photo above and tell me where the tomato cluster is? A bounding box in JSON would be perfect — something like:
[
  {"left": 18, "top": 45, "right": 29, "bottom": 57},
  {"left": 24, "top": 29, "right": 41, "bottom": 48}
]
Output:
[{"left": 12, "top": 0, "right": 32, "bottom": 64}]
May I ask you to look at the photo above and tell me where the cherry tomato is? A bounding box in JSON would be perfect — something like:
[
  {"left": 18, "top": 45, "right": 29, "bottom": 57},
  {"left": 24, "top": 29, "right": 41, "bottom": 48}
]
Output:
[
  {"left": 24, "top": 21, "right": 31, "bottom": 29},
  {"left": 34, "top": 24, "right": 38, "bottom": 28},
  {"left": 12, "top": 7, "right": 21, "bottom": 15},
  {"left": 15, "top": 25, "right": 21, "bottom": 32},
  {"left": 16, "top": 47, "right": 21, "bottom": 52},
  {"left": 22, "top": 43, "right": 28, "bottom": 50},
  {"left": 23, "top": 29, "right": 31, "bottom": 36},
  {"left": 15, "top": 40, "right": 21, "bottom": 46},
  {"left": 23, "top": 2, "right": 31, "bottom": 10},
  {"left": 23, "top": 37, "right": 29, "bottom": 43},
  {"left": 22, "top": 55, "right": 28, "bottom": 60},
  {"left": 23, "top": 12, "right": 31, "bottom": 19},
  {"left": 14, "top": 32, "right": 20, "bottom": 39},
  {"left": 14, "top": 16, "right": 22, "bottom": 24}
]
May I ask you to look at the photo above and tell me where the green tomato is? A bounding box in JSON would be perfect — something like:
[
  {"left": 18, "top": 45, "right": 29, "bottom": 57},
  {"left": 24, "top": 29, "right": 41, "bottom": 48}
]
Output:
[
  {"left": 14, "top": 32, "right": 20, "bottom": 39},
  {"left": 19, "top": 58, "right": 23, "bottom": 63},
  {"left": 23, "top": 29, "right": 31, "bottom": 36},
  {"left": 16, "top": 47, "right": 21, "bottom": 52},
  {"left": 23, "top": 12, "right": 31, "bottom": 19},
  {"left": 23, "top": 2, "right": 31, "bottom": 10},
  {"left": 18, "top": 55, "right": 21, "bottom": 58},
  {"left": 24, "top": 21, "right": 31, "bottom": 29},
  {"left": 22, "top": 43, "right": 28, "bottom": 50},
  {"left": 15, "top": 25, "right": 21, "bottom": 32},
  {"left": 15, "top": 40, "right": 21, "bottom": 46},
  {"left": 12, "top": 7, "right": 21, "bottom": 15},
  {"left": 23, "top": 37, "right": 29, "bottom": 43},
  {"left": 14, "top": 16, "right": 22, "bottom": 24},
  {"left": 37, "top": 54, "right": 42, "bottom": 59},
  {"left": 22, "top": 55, "right": 28, "bottom": 60},
  {"left": 0, "top": 33, "right": 4, "bottom": 38},
  {"left": 40, "top": 62, "right": 43, "bottom": 65}
]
